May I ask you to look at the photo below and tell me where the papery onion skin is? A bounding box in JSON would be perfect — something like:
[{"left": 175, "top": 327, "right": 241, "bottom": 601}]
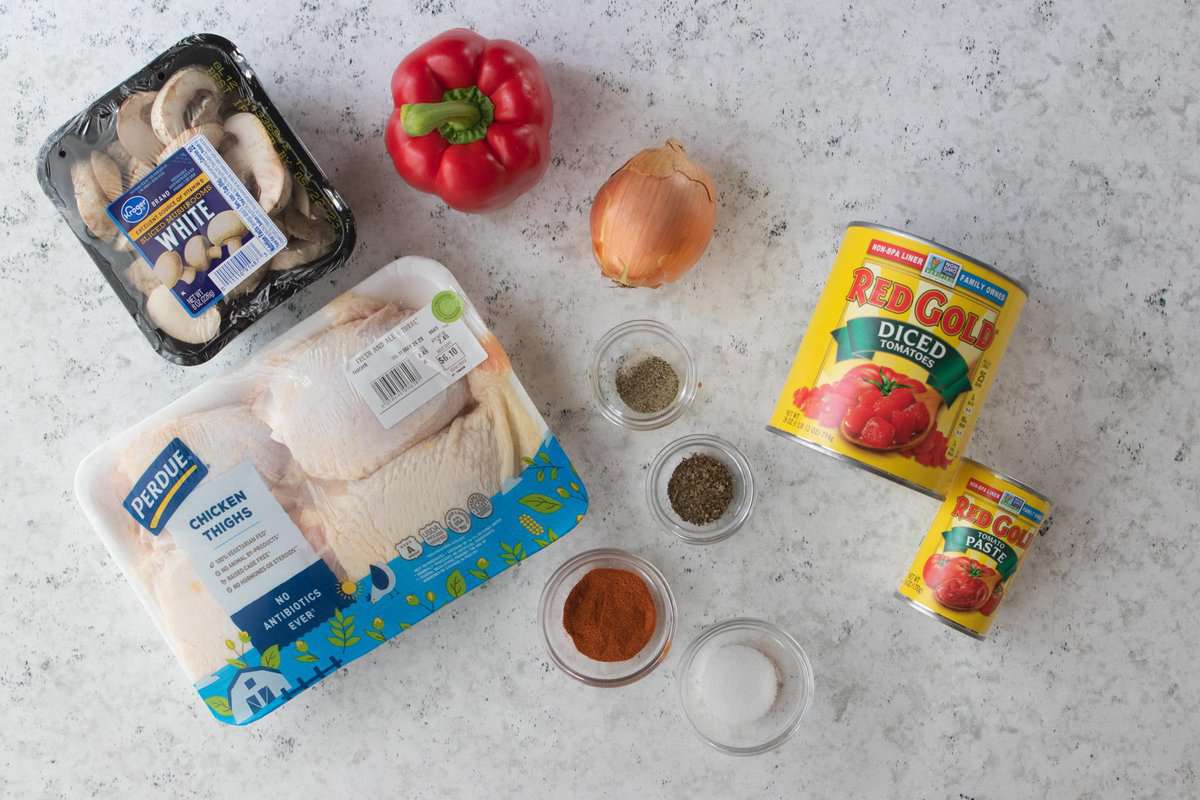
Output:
[{"left": 590, "top": 139, "right": 716, "bottom": 288}]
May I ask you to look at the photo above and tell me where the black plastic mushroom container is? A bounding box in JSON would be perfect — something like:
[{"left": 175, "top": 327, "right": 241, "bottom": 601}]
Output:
[{"left": 37, "top": 34, "right": 356, "bottom": 365}]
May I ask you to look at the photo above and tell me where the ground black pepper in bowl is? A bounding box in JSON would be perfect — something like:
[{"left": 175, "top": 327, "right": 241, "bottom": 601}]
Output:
[
  {"left": 667, "top": 454, "right": 734, "bottom": 525},
  {"left": 615, "top": 355, "right": 680, "bottom": 414}
]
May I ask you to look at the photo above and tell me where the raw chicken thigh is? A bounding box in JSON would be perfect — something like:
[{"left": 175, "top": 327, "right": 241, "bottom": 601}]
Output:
[
  {"left": 302, "top": 383, "right": 518, "bottom": 578},
  {"left": 297, "top": 325, "right": 544, "bottom": 578},
  {"left": 252, "top": 295, "right": 471, "bottom": 481}
]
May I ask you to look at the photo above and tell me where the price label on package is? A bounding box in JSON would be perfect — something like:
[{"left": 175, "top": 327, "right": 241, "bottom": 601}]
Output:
[{"left": 344, "top": 290, "right": 487, "bottom": 429}]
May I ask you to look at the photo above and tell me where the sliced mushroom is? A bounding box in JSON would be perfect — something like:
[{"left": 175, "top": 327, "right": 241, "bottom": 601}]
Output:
[
  {"left": 153, "top": 251, "right": 183, "bottom": 286},
  {"left": 184, "top": 236, "right": 211, "bottom": 270},
  {"left": 206, "top": 210, "right": 249, "bottom": 252},
  {"left": 104, "top": 142, "right": 153, "bottom": 193},
  {"left": 70, "top": 159, "right": 116, "bottom": 239},
  {"left": 145, "top": 285, "right": 220, "bottom": 344},
  {"left": 180, "top": 267, "right": 197, "bottom": 285},
  {"left": 290, "top": 180, "right": 311, "bottom": 218},
  {"left": 281, "top": 206, "right": 335, "bottom": 247},
  {"left": 157, "top": 122, "right": 226, "bottom": 164},
  {"left": 117, "top": 91, "right": 163, "bottom": 162},
  {"left": 222, "top": 265, "right": 267, "bottom": 300},
  {"left": 221, "top": 113, "right": 290, "bottom": 215},
  {"left": 90, "top": 151, "right": 124, "bottom": 201},
  {"left": 106, "top": 140, "right": 135, "bottom": 175},
  {"left": 112, "top": 234, "right": 133, "bottom": 252},
  {"left": 125, "top": 256, "right": 160, "bottom": 295},
  {"left": 151, "top": 67, "right": 222, "bottom": 143},
  {"left": 268, "top": 240, "right": 323, "bottom": 271},
  {"left": 125, "top": 159, "right": 154, "bottom": 189},
  {"left": 186, "top": 92, "right": 222, "bottom": 128}
]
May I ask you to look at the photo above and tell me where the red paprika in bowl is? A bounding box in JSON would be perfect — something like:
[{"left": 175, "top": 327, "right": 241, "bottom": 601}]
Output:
[{"left": 385, "top": 28, "right": 553, "bottom": 212}]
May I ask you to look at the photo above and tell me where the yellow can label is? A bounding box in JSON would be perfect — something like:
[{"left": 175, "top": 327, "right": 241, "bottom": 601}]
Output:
[
  {"left": 898, "top": 460, "right": 1051, "bottom": 637},
  {"left": 767, "top": 223, "right": 1027, "bottom": 497}
]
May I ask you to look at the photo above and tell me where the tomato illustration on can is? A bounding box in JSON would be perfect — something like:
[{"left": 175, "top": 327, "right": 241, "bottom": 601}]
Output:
[
  {"left": 768, "top": 223, "right": 1028, "bottom": 498},
  {"left": 897, "top": 459, "right": 1052, "bottom": 638}
]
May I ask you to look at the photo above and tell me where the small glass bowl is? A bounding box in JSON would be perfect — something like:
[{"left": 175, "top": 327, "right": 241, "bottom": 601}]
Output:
[
  {"left": 539, "top": 548, "right": 677, "bottom": 687},
  {"left": 591, "top": 319, "right": 697, "bottom": 430},
  {"left": 678, "top": 618, "right": 814, "bottom": 756},
  {"left": 647, "top": 434, "right": 755, "bottom": 544}
]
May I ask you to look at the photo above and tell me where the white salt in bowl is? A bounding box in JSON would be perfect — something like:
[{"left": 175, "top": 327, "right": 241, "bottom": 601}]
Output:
[{"left": 678, "top": 618, "right": 814, "bottom": 755}]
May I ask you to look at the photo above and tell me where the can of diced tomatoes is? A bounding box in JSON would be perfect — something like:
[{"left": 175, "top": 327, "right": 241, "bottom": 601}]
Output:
[
  {"left": 896, "top": 460, "right": 1051, "bottom": 639},
  {"left": 767, "top": 222, "right": 1028, "bottom": 498}
]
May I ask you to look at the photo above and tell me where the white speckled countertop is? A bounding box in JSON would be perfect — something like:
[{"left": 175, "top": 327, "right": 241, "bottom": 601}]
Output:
[{"left": 3, "top": 1, "right": 1198, "bottom": 797}]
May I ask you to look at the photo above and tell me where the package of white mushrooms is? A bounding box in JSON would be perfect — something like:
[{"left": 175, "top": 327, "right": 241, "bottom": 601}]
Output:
[{"left": 38, "top": 34, "right": 355, "bottom": 365}]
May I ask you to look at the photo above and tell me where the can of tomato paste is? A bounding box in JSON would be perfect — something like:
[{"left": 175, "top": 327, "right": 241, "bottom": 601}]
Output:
[
  {"left": 767, "top": 222, "right": 1027, "bottom": 498},
  {"left": 897, "top": 460, "right": 1051, "bottom": 639}
]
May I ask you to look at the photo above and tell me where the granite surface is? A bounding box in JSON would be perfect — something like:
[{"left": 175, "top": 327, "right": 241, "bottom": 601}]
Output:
[{"left": 2, "top": 1, "right": 1198, "bottom": 797}]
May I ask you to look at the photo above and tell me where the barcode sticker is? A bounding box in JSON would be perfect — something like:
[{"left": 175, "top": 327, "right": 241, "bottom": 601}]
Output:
[
  {"left": 343, "top": 291, "right": 487, "bottom": 430},
  {"left": 371, "top": 359, "right": 423, "bottom": 403},
  {"left": 209, "top": 237, "right": 274, "bottom": 292}
]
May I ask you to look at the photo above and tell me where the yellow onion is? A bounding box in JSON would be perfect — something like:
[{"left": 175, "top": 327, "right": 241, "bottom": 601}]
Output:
[{"left": 590, "top": 139, "right": 716, "bottom": 287}]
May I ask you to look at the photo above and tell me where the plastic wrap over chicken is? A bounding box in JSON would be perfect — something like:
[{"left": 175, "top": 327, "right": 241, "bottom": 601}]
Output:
[{"left": 74, "top": 256, "right": 588, "bottom": 725}]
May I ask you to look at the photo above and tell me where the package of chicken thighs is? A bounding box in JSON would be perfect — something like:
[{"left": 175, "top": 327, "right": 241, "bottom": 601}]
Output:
[{"left": 74, "top": 256, "right": 589, "bottom": 725}]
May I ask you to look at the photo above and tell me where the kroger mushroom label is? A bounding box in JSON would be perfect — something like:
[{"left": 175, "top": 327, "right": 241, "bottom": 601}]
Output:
[
  {"left": 766, "top": 222, "right": 1027, "bottom": 498},
  {"left": 106, "top": 134, "right": 286, "bottom": 317},
  {"left": 897, "top": 460, "right": 1051, "bottom": 639}
]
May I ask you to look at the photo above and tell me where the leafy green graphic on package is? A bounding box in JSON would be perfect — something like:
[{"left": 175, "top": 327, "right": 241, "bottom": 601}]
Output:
[
  {"left": 224, "top": 630, "right": 251, "bottom": 668},
  {"left": 406, "top": 589, "right": 438, "bottom": 612},
  {"left": 499, "top": 540, "right": 527, "bottom": 565},
  {"left": 446, "top": 570, "right": 467, "bottom": 598},
  {"left": 366, "top": 617, "right": 386, "bottom": 642},
  {"left": 205, "top": 695, "right": 233, "bottom": 717},
  {"left": 292, "top": 638, "right": 319, "bottom": 664},
  {"left": 468, "top": 557, "right": 490, "bottom": 581},
  {"left": 520, "top": 452, "right": 587, "bottom": 513},
  {"left": 205, "top": 635, "right": 281, "bottom": 718},
  {"left": 327, "top": 608, "right": 361, "bottom": 654},
  {"left": 532, "top": 528, "right": 560, "bottom": 549}
]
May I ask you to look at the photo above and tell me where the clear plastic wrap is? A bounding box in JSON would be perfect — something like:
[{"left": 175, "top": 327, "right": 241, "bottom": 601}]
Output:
[{"left": 38, "top": 34, "right": 355, "bottom": 365}]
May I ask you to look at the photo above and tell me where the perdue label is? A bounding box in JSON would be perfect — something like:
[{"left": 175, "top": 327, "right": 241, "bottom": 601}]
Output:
[{"left": 122, "top": 437, "right": 209, "bottom": 534}]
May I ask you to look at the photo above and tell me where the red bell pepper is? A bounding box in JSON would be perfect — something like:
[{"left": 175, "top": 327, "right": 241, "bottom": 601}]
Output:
[{"left": 385, "top": 29, "right": 553, "bottom": 213}]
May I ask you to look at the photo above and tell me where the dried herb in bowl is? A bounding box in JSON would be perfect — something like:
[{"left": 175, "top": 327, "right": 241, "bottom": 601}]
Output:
[
  {"left": 615, "top": 355, "right": 679, "bottom": 414},
  {"left": 668, "top": 454, "right": 734, "bottom": 525}
]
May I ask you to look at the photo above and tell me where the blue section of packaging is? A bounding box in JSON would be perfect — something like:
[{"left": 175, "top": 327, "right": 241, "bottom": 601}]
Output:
[
  {"left": 1018, "top": 503, "right": 1044, "bottom": 525},
  {"left": 230, "top": 561, "right": 349, "bottom": 651},
  {"left": 121, "top": 438, "right": 208, "bottom": 535},
  {"left": 196, "top": 434, "right": 587, "bottom": 725},
  {"left": 954, "top": 267, "right": 1009, "bottom": 306}
]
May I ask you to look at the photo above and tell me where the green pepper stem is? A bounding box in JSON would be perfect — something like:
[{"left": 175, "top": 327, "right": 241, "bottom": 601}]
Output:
[
  {"left": 399, "top": 86, "right": 496, "bottom": 145},
  {"left": 401, "top": 100, "right": 482, "bottom": 136}
]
